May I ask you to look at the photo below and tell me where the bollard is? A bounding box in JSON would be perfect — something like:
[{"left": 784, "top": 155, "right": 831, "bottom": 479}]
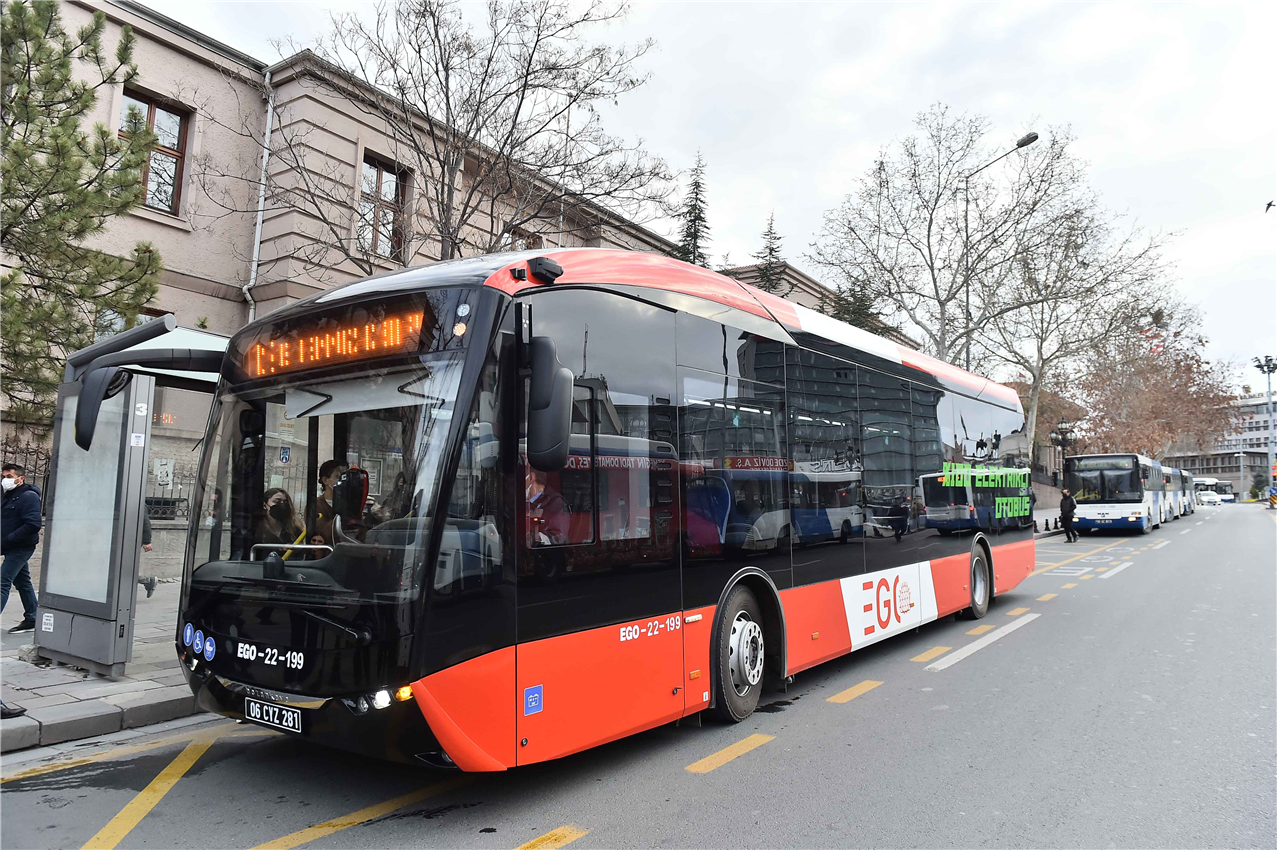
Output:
[
  {"left": 1033, "top": 519, "right": 1039, "bottom": 533},
  {"left": 1054, "top": 517, "right": 1060, "bottom": 530}
]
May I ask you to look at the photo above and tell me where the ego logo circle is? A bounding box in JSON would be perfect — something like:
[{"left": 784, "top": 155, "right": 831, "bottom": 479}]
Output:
[{"left": 875, "top": 577, "right": 915, "bottom": 630}]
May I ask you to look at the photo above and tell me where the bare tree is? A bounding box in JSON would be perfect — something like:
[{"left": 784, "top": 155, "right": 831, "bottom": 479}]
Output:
[
  {"left": 316, "top": 0, "right": 672, "bottom": 260},
  {"left": 1074, "top": 300, "right": 1239, "bottom": 458},
  {"left": 808, "top": 104, "right": 1083, "bottom": 363},
  {"left": 977, "top": 203, "right": 1168, "bottom": 449}
]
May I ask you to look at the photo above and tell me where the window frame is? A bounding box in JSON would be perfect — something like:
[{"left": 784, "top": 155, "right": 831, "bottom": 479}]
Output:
[
  {"left": 118, "top": 90, "right": 188, "bottom": 215},
  {"left": 358, "top": 154, "right": 407, "bottom": 261}
]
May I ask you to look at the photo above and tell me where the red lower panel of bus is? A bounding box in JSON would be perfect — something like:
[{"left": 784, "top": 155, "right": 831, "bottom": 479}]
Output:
[
  {"left": 411, "top": 646, "right": 515, "bottom": 771},
  {"left": 929, "top": 553, "right": 972, "bottom": 619},
  {"left": 780, "top": 582, "right": 853, "bottom": 674},
  {"left": 682, "top": 605, "right": 716, "bottom": 716},
  {"left": 990, "top": 538, "right": 1035, "bottom": 594},
  {"left": 515, "top": 615, "right": 684, "bottom": 766}
]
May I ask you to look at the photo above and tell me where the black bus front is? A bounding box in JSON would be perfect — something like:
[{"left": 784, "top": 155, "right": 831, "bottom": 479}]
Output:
[{"left": 177, "top": 284, "right": 506, "bottom": 763}]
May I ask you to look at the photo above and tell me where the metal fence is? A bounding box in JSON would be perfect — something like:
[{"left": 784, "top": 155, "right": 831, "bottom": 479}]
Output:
[
  {"left": 0, "top": 440, "right": 53, "bottom": 512},
  {"left": 147, "top": 469, "right": 200, "bottom": 520}
]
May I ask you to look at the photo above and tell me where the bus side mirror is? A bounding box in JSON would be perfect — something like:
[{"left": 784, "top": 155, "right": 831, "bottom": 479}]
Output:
[
  {"left": 527, "top": 336, "right": 573, "bottom": 471},
  {"left": 332, "top": 467, "right": 369, "bottom": 522},
  {"left": 74, "top": 366, "right": 132, "bottom": 451}
]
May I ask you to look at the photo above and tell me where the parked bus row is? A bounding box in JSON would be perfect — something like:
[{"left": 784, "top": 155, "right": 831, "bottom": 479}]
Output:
[{"left": 1061, "top": 453, "right": 1222, "bottom": 533}]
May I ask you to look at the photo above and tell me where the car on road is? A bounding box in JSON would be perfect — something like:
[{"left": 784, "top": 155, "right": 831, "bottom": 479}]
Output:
[{"left": 1197, "top": 490, "right": 1221, "bottom": 505}]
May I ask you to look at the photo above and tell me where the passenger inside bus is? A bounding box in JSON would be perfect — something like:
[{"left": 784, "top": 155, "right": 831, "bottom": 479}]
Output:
[
  {"left": 256, "top": 488, "right": 306, "bottom": 551},
  {"left": 308, "top": 459, "right": 346, "bottom": 547},
  {"left": 526, "top": 466, "right": 570, "bottom": 546}
]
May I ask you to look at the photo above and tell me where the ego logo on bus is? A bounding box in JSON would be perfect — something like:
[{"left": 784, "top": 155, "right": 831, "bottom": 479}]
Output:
[{"left": 870, "top": 577, "right": 914, "bottom": 632}]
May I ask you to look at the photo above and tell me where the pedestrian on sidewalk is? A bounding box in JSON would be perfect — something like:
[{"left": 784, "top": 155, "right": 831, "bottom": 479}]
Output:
[
  {"left": 137, "top": 514, "right": 157, "bottom": 598},
  {"left": 1060, "top": 488, "right": 1079, "bottom": 543},
  {"left": 1, "top": 462, "right": 42, "bottom": 633}
]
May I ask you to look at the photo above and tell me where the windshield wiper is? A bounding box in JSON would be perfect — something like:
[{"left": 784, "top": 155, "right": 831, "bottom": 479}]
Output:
[{"left": 300, "top": 610, "right": 372, "bottom": 646}]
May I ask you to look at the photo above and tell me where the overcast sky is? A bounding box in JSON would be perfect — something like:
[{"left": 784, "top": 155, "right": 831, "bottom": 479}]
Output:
[{"left": 142, "top": 1, "right": 1275, "bottom": 384}]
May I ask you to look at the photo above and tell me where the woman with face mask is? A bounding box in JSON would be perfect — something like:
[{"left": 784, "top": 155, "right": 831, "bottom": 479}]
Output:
[{"left": 256, "top": 488, "right": 306, "bottom": 551}]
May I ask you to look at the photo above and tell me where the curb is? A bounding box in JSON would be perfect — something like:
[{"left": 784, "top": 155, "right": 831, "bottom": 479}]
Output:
[{"left": 1, "top": 689, "right": 202, "bottom": 753}]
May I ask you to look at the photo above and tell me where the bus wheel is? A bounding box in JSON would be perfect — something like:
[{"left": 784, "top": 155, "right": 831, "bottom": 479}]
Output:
[
  {"left": 714, "top": 586, "right": 765, "bottom": 722},
  {"left": 958, "top": 550, "right": 990, "bottom": 619},
  {"left": 1141, "top": 513, "right": 1153, "bottom": 535}
]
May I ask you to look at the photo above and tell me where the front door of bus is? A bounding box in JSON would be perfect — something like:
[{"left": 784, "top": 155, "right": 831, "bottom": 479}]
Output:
[{"left": 515, "top": 289, "right": 683, "bottom": 765}]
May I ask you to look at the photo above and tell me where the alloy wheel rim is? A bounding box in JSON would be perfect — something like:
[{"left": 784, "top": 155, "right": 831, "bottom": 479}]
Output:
[{"left": 728, "top": 612, "right": 764, "bottom": 697}]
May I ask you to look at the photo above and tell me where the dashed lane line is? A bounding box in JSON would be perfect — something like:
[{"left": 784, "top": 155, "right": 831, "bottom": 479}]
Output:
[
  {"left": 686, "top": 734, "right": 775, "bottom": 773},
  {"left": 1007, "top": 607, "right": 1030, "bottom": 616},
  {"left": 81, "top": 739, "right": 214, "bottom": 850},
  {"left": 514, "top": 825, "right": 590, "bottom": 850},
  {"left": 1081, "top": 574, "right": 1095, "bottom": 580},
  {"left": 1151, "top": 540, "right": 1170, "bottom": 549},
  {"left": 911, "top": 646, "right": 951, "bottom": 662},
  {"left": 1037, "top": 593, "right": 1057, "bottom": 601},
  {"left": 966, "top": 625, "right": 995, "bottom": 636},
  {"left": 1179, "top": 528, "right": 1192, "bottom": 534},
  {"left": 925, "top": 614, "right": 1042, "bottom": 672},
  {"left": 250, "top": 776, "right": 475, "bottom": 850},
  {"left": 826, "top": 679, "right": 883, "bottom": 704},
  {"left": 1099, "top": 561, "right": 1135, "bottom": 579},
  {"left": 1062, "top": 583, "right": 1078, "bottom": 588}
]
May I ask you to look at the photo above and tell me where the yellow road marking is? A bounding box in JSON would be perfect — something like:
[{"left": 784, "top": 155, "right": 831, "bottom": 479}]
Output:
[
  {"left": 1095, "top": 567, "right": 1108, "bottom": 572},
  {"left": 1037, "top": 593, "right": 1057, "bottom": 601},
  {"left": 81, "top": 739, "right": 214, "bottom": 850},
  {"left": 2, "top": 727, "right": 272, "bottom": 785},
  {"left": 1030, "top": 538, "right": 1130, "bottom": 576},
  {"left": 1110, "top": 560, "right": 1120, "bottom": 565},
  {"left": 827, "top": 679, "right": 883, "bottom": 704},
  {"left": 250, "top": 776, "right": 475, "bottom": 850},
  {"left": 1007, "top": 607, "right": 1030, "bottom": 616},
  {"left": 966, "top": 625, "right": 995, "bottom": 635},
  {"left": 910, "top": 646, "right": 951, "bottom": 662},
  {"left": 1081, "top": 574, "right": 1095, "bottom": 580},
  {"left": 686, "top": 733, "right": 774, "bottom": 773},
  {"left": 514, "top": 825, "right": 590, "bottom": 850},
  {"left": 1062, "top": 582, "right": 1078, "bottom": 588}
]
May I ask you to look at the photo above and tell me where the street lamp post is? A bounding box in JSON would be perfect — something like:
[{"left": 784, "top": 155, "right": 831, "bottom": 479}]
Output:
[
  {"left": 962, "top": 131, "right": 1039, "bottom": 371},
  {"left": 1048, "top": 418, "right": 1076, "bottom": 486},
  {"left": 1253, "top": 355, "right": 1277, "bottom": 506}
]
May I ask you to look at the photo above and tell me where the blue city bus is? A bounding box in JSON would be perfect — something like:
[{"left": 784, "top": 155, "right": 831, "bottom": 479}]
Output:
[{"left": 1065, "top": 453, "right": 1163, "bottom": 533}]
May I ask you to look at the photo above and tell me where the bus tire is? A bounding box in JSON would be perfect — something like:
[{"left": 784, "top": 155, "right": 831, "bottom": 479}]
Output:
[
  {"left": 1141, "top": 513, "right": 1152, "bottom": 535},
  {"left": 958, "top": 549, "right": 991, "bottom": 620},
  {"left": 713, "top": 585, "right": 765, "bottom": 722}
]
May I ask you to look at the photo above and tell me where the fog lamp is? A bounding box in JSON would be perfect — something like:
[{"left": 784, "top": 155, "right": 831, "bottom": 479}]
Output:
[{"left": 372, "top": 690, "right": 392, "bottom": 710}]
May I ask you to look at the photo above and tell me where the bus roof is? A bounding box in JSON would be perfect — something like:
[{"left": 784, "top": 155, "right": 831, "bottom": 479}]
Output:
[{"left": 259, "top": 248, "right": 1021, "bottom": 411}]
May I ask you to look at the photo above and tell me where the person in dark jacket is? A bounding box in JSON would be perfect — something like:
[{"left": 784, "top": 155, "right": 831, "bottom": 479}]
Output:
[
  {"left": 1060, "top": 488, "right": 1079, "bottom": 543},
  {"left": 2, "top": 463, "right": 42, "bottom": 632},
  {"left": 137, "top": 515, "right": 157, "bottom": 599}
]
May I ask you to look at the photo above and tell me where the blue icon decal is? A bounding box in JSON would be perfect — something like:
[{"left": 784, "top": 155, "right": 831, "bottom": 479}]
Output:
[
  {"left": 183, "top": 623, "right": 194, "bottom": 646},
  {"left": 523, "top": 685, "right": 543, "bottom": 716},
  {"left": 193, "top": 630, "right": 204, "bottom": 654},
  {"left": 279, "top": 446, "right": 291, "bottom": 464},
  {"left": 203, "top": 637, "right": 216, "bottom": 661}
]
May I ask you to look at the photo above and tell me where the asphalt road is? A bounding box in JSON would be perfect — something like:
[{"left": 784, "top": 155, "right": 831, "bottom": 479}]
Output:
[{"left": 3, "top": 504, "right": 1273, "bottom": 849}]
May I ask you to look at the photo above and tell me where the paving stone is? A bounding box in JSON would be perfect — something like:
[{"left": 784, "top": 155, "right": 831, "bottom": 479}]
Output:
[
  {"left": 104, "top": 686, "right": 199, "bottom": 729},
  {"left": 10, "top": 693, "right": 77, "bottom": 710},
  {"left": 152, "top": 672, "right": 190, "bottom": 687},
  {"left": 2, "top": 665, "right": 86, "bottom": 690},
  {"left": 0, "top": 715, "right": 41, "bottom": 753},
  {"left": 27, "top": 700, "right": 122, "bottom": 745},
  {"left": 78, "top": 679, "right": 165, "bottom": 700},
  {"left": 36, "top": 678, "right": 126, "bottom": 698}
]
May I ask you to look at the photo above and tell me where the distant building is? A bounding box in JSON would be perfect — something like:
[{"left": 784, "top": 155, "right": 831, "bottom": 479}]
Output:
[{"left": 1163, "top": 391, "right": 1275, "bottom": 493}]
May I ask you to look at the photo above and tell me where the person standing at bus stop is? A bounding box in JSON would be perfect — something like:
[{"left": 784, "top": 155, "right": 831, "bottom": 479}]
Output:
[
  {"left": 1, "top": 463, "right": 42, "bottom": 633},
  {"left": 1060, "top": 488, "right": 1079, "bottom": 543}
]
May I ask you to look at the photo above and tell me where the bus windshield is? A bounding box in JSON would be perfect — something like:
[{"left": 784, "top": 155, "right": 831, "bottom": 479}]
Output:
[
  {"left": 192, "top": 351, "right": 466, "bottom": 608},
  {"left": 1065, "top": 456, "right": 1143, "bottom": 503}
]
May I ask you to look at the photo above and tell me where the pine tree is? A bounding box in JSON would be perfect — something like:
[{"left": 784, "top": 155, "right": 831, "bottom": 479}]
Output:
[
  {"left": 1, "top": 1, "right": 162, "bottom": 432},
  {"left": 673, "top": 152, "right": 711, "bottom": 267},
  {"left": 751, "top": 212, "right": 788, "bottom": 294}
]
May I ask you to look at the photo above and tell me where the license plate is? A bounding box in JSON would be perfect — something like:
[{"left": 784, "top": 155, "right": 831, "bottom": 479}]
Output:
[{"left": 243, "top": 697, "right": 302, "bottom": 734}]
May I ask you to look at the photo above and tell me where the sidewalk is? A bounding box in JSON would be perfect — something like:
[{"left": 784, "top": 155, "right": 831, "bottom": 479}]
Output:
[{"left": 1, "top": 580, "right": 200, "bottom": 753}]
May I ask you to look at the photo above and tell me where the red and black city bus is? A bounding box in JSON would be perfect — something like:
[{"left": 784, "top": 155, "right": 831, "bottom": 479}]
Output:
[{"left": 76, "top": 248, "right": 1035, "bottom": 769}]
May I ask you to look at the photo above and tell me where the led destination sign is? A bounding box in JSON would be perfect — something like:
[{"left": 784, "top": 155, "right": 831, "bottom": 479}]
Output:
[{"left": 243, "top": 309, "right": 426, "bottom": 379}]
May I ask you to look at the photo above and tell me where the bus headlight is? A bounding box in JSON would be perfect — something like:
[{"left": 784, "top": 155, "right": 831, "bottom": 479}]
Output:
[{"left": 372, "top": 690, "right": 392, "bottom": 710}]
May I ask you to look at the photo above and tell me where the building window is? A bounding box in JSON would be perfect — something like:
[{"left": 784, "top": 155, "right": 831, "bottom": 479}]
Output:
[
  {"left": 119, "top": 91, "right": 187, "bottom": 214},
  {"left": 358, "top": 155, "right": 405, "bottom": 260},
  {"left": 498, "top": 225, "right": 543, "bottom": 252}
]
